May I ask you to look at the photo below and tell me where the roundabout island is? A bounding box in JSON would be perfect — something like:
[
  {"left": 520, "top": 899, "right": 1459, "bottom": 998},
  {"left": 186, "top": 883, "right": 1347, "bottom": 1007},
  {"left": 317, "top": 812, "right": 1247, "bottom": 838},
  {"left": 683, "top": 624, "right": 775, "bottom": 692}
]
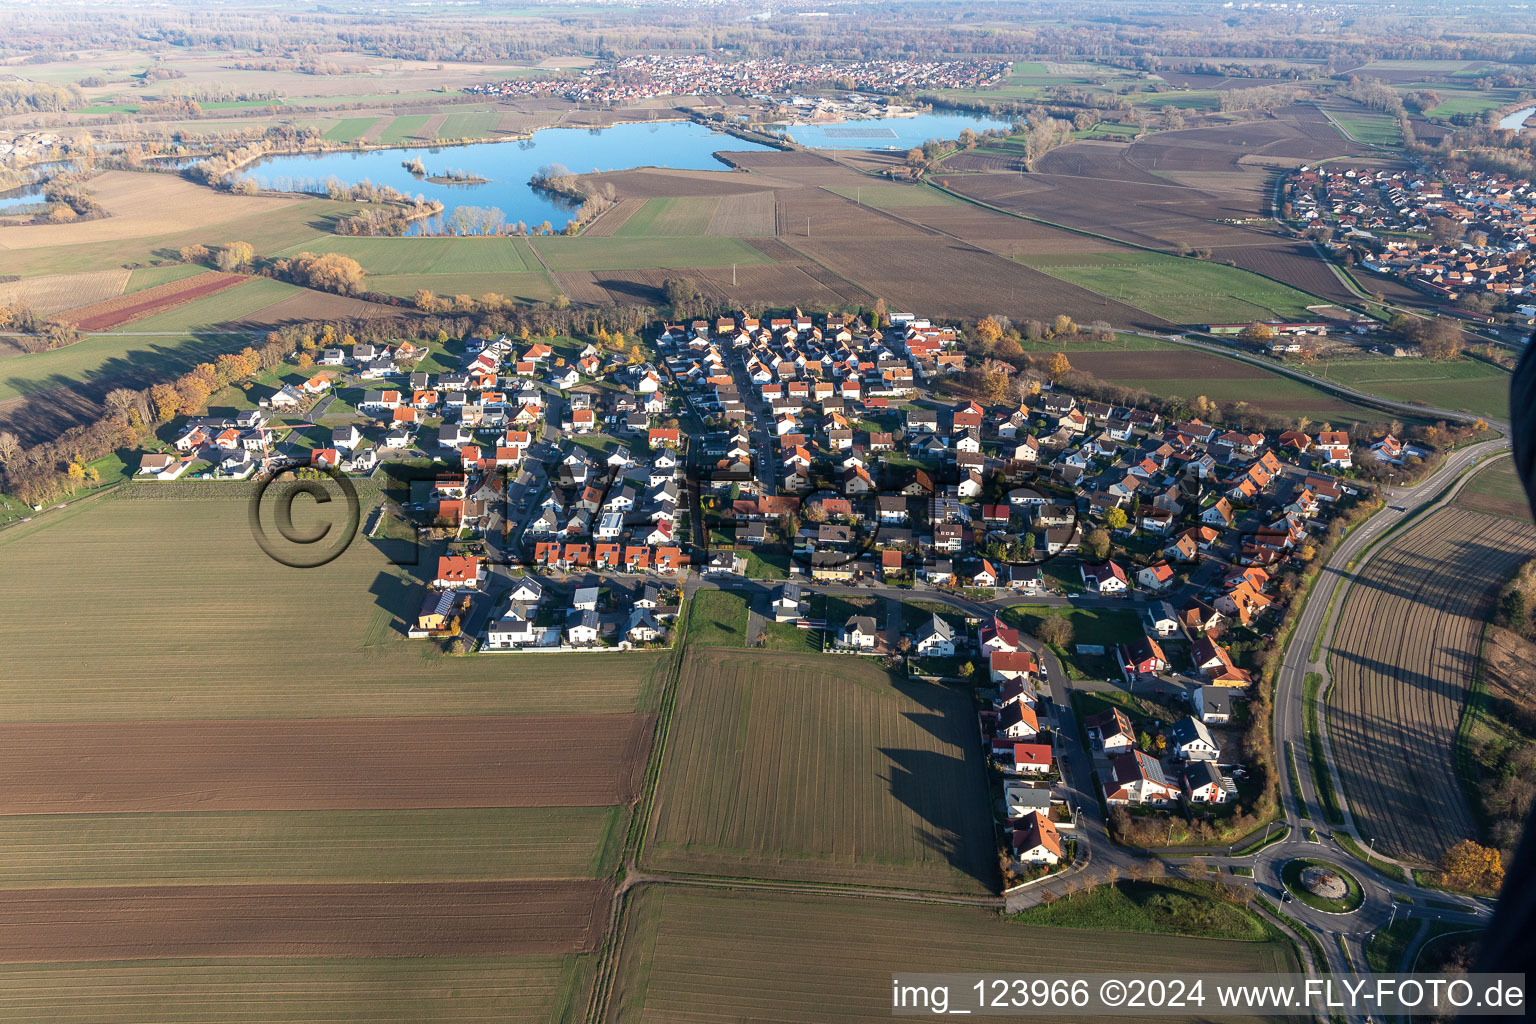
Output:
[{"left": 1282, "top": 859, "right": 1365, "bottom": 915}]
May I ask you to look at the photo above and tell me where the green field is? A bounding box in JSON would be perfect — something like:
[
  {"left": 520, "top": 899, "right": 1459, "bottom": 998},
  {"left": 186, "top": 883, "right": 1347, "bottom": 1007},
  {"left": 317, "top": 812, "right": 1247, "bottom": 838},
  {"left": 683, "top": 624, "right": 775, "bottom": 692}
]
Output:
[
  {"left": 0, "top": 807, "right": 622, "bottom": 886},
  {"left": 436, "top": 111, "right": 506, "bottom": 140},
  {"left": 528, "top": 235, "right": 771, "bottom": 272},
  {"left": 1012, "top": 879, "right": 1282, "bottom": 941},
  {"left": 321, "top": 117, "right": 383, "bottom": 142},
  {"left": 825, "top": 184, "right": 961, "bottom": 208},
  {"left": 378, "top": 114, "right": 433, "bottom": 145},
  {"left": 1020, "top": 251, "right": 1328, "bottom": 324},
  {"left": 613, "top": 197, "right": 720, "bottom": 237},
  {"left": 273, "top": 235, "right": 536, "bottom": 275},
  {"left": 123, "top": 263, "right": 209, "bottom": 293},
  {"left": 369, "top": 270, "right": 560, "bottom": 303},
  {"left": 609, "top": 886, "right": 1300, "bottom": 1023},
  {"left": 683, "top": 589, "right": 750, "bottom": 647},
  {"left": 644, "top": 648, "right": 996, "bottom": 893},
  {"left": 0, "top": 493, "right": 665, "bottom": 719},
  {"left": 0, "top": 331, "right": 269, "bottom": 404},
  {"left": 0, "top": 957, "right": 586, "bottom": 1024},
  {"left": 98, "top": 277, "right": 300, "bottom": 334},
  {"left": 1318, "top": 357, "right": 1509, "bottom": 418},
  {"left": 1323, "top": 103, "right": 1404, "bottom": 147}
]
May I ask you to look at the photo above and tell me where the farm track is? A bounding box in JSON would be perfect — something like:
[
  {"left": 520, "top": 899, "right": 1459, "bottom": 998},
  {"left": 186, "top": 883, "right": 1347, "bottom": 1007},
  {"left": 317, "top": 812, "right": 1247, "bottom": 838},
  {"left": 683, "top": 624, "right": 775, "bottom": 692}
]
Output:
[{"left": 1327, "top": 506, "right": 1536, "bottom": 863}]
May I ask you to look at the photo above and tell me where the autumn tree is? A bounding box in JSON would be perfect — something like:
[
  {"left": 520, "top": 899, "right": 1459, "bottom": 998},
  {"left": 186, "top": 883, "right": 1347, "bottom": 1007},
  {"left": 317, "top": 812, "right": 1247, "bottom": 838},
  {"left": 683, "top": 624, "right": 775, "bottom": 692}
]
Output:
[
  {"left": 1051, "top": 314, "right": 1076, "bottom": 338},
  {"left": 1047, "top": 351, "right": 1071, "bottom": 382},
  {"left": 215, "top": 240, "right": 255, "bottom": 272},
  {"left": 1105, "top": 507, "right": 1129, "bottom": 530},
  {"left": 1082, "top": 528, "right": 1112, "bottom": 561},
  {"left": 1035, "top": 613, "right": 1074, "bottom": 648},
  {"left": 1239, "top": 322, "right": 1276, "bottom": 343},
  {"left": 974, "top": 315, "right": 1004, "bottom": 348},
  {"left": 0, "top": 430, "right": 18, "bottom": 465},
  {"left": 1440, "top": 839, "right": 1504, "bottom": 892}
]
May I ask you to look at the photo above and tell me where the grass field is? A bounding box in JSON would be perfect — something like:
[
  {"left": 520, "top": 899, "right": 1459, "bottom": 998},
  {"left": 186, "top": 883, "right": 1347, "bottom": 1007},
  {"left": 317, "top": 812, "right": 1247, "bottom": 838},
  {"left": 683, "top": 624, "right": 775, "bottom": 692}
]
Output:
[
  {"left": 378, "top": 115, "right": 433, "bottom": 145},
  {"left": 1011, "top": 879, "right": 1280, "bottom": 941},
  {"left": 0, "top": 807, "right": 623, "bottom": 886},
  {"left": 1000, "top": 604, "right": 1145, "bottom": 649},
  {"left": 0, "top": 956, "right": 588, "bottom": 1024},
  {"left": 321, "top": 117, "right": 380, "bottom": 143},
  {"left": 123, "top": 263, "right": 210, "bottom": 294},
  {"left": 0, "top": 331, "right": 265, "bottom": 403},
  {"left": 644, "top": 648, "right": 996, "bottom": 893},
  {"left": 1322, "top": 103, "right": 1404, "bottom": 147},
  {"left": 613, "top": 197, "right": 720, "bottom": 237},
  {"left": 683, "top": 590, "right": 750, "bottom": 647},
  {"left": 437, "top": 111, "right": 506, "bottom": 140},
  {"left": 825, "top": 184, "right": 962, "bottom": 208},
  {"left": 96, "top": 277, "right": 300, "bottom": 333},
  {"left": 0, "top": 493, "right": 666, "bottom": 719},
  {"left": 1019, "top": 251, "right": 1328, "bottom": 324},
  {"left": 1317, "top": 357, "right": 1509, "bottom": 419},
  {"left": 528, "top": 235, "right": 772, "bottom": 272},
  {"left": 368, "top": 270, "right": 560, "bottom": 303},
  {"left": 272, "top": 235, "right": 536, "bottom": 275},
  {"left": 608, "top": 886, "right": 1300, "bottom": 1023}
]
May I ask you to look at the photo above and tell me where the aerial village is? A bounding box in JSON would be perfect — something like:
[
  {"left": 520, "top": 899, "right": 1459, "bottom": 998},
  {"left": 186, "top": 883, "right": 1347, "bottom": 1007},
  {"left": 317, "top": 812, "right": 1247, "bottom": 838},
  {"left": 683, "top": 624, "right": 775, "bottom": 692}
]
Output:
[
  {"left": 139, "top": 306, "right": 1427, "bottom": 877},
  {"left": 1286, "top": 164, "right": 1536, "bottom": 310},
  {"left": 467, "top": 55, "right": 1007, "bottom": 107}
]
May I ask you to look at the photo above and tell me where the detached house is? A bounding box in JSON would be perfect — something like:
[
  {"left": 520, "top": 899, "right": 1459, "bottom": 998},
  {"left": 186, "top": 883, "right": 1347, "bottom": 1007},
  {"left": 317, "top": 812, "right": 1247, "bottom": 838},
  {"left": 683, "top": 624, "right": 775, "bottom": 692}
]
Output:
[
  {"left": 1104, "top": 750, "right": 1179, "bottom": 806},
  {"left": 914, "top": 614, "right": 956, "bottom": 657},
  {"left": 1170, "top": 715, "right": 1220, "bottom": 762},
  {"left": 1011, "top": 811, "right": 1063, "bottom": 866},
  {"left": 840, "top": 615, "right": 879, "bottom": 650}
]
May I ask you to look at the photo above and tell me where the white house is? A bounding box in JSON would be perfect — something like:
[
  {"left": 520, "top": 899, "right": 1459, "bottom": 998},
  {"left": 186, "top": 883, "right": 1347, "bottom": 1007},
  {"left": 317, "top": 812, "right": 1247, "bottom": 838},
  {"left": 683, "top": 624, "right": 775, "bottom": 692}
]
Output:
[
  {"left": 1194, "top": 685, "right": 1231, "bottom": 724},
  {"left": 998, "top": 700, "right": 1040, "bottom": 741},
  {"left": 1170, "top": 715, "right": 1220, "bottom": 762},
  {"left": 840, "top": 615, "right": 878, "bottom": 650},
  {"left": 486, "top": 614, "right": 538, "bottom": 649},
  {"left": 1011, "top": 811, "right": 1063, "bottom": 865},
  {"left": 913, "top": 613, "right": 956, "bottom": 658}
]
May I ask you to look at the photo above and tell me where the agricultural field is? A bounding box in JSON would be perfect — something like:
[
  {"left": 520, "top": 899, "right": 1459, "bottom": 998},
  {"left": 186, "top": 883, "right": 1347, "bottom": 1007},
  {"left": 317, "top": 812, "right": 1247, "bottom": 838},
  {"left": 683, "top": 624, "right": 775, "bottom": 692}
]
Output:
[
  {"left": 607, "top": 886, "right": 1300, "bottom": 1023},
  {"left": 644, "top": 648, "right": 996, "bottom": 893},
  {"left": 0, "top": 269, "right": 129, "bottom": 318},
  {"left": 1327, "top": 501, "right": 1536, "bottom": 863},
  {"left": 612, "top": 197, "right": 721, "bottom": 237},
  {"left": 1315, "top": 357, "right": 1510, "bottom": 420},
  {"left": 0, "top": 806, "right": 623, "bottom": 886},
  {"left": 0, "top": 880, "right": 610, "bottom": 960},
  {"left": 824, "top": 183, "right": 962, "bottom": 208},
  {"left": 0, "top": 493, "right": 666, "bottom": 719},
  {"left": 528, "top": 235, "right": 771, "bottom": 272},
  {"left": 0, "top": 172, "right": 298, "bottom": 250},
  {"left": 321, "top": 116, "right": 381, "bottom": 143},
  {"left": 1453, "top": 458, "right": 1530, "bottom": 520},
  {"left": 0, "top": 956, "right": 588, "bottom": 1024},
  {"left": 123, "top": 263, "right": 210, "bottom": 294},
  {"left": 368, "top": 270, "right": 560, "bottom": 303},
  {"left": 94, "top": 277, "right": 303, "bottom": 333},
  {"left": 1019, "top": 251, "right": 1328, "bottom": 324},
  {"left": 271, "top": 235, "right": 537, "bottom": 275},
  {"left": 0, "top": 330, "right": 267, "bottom": 405},
  {"left": 1025, "top": 339, "right": 1391, "bottom": 423},
  {"left": 59, "top": 271, "right": 249, "bottom": 331},
  {"left": 1321, "top": 102, "right": 1404, "bottom": 147}
]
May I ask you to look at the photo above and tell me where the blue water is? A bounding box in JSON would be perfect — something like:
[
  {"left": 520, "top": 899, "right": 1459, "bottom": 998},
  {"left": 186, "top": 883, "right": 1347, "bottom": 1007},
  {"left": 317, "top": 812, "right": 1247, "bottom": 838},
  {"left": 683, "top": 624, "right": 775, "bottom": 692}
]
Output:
[
  {"left": 0, "top": 184, "right": 44, "bottom": 214},
  {"left": 781, "top": 111, "right": 1013, "bottom": 150},
  {"left": 240, "top": 120, "right": 773, "bottom": 234}
]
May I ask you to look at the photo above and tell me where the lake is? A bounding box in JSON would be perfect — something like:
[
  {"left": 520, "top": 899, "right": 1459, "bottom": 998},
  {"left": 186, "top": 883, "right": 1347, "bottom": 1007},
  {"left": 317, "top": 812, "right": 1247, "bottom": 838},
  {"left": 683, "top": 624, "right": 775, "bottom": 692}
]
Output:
[
  {"left": 237, "top": 111, "right": 1013, "bottom": 233},
  {"left": 779, "top": 111, "right": 1012, "bottom": 149},
  {"left": 241, "top": 120, "right": 772, "bottom": 235},
  {"left": 1498, "top": 106, "right": 1535, "bottom": 133}
]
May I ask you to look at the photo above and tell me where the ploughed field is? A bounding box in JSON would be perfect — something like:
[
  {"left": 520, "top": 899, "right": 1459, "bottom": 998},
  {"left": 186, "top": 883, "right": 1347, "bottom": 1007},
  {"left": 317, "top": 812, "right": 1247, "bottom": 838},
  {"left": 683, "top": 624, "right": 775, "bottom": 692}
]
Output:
[
  {"left": 606, "top": 886, "right": 1300, "bottom": 1024},
  {"left": 644, "top": 648, "right": 998, "bottom": 894},
  {"left": 1327, "top": 491, "right": 1536, "bottom": 864},
  {"left": 58, "top": 271, "right": 249, "bottom": 331},
  {"left": 0, "top": 491, "right": 666, "bottom": 1019}
]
